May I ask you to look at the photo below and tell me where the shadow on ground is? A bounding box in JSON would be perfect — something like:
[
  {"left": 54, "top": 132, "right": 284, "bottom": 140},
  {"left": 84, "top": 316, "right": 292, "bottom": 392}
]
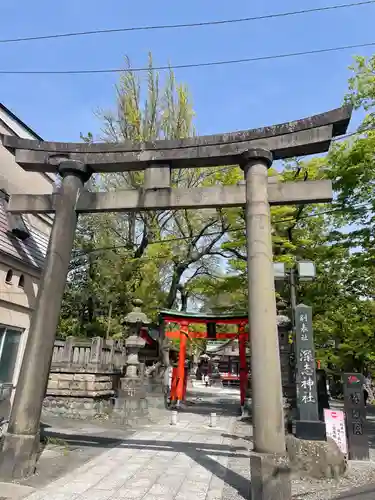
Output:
[
  {"left": 38, "top": 429, "right": 252, "bottom": 498},
  {"left": 21, "top": 422, "right": 133, "bottom": 490},
  {"left": 178, "top": 400, "right": 242, "bottom": 417},
  {"left": 31, "top": 389, "right": 256, "bottom": 497}
]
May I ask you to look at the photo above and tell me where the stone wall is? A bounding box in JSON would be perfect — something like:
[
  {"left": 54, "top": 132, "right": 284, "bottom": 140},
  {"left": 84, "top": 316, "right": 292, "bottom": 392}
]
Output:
[
  {"left": 44, "top": 372, "right": 114, "bottom": 418},
  {"left": 43, "top": 336, "right": 125, "bottom": 419}
]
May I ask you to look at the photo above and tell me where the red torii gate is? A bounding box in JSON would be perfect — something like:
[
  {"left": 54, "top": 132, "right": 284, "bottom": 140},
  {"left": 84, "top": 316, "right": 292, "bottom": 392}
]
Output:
[{"left": 159, "top": 310, "right": 249, "bottom": 407}]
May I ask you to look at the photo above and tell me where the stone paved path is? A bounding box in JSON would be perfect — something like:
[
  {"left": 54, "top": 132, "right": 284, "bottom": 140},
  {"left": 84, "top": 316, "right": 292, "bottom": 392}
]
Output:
[
  {"left": 7, "top": 388, "right": 375, "bottom": 500},
  {"left": 23, "top": 388, "right": 246, "bottom": 500}
]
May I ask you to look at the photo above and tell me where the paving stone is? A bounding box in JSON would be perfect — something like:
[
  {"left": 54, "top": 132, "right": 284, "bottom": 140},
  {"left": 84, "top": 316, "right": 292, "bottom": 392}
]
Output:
[
  {"left": 175, "top": 490, "right": 207, "bottom": 500},
  {"left": 58, "top": 481, "right": 91, "bottom": 494},
  {"left": 78, "top": 489, "right": 116, "bottom": 500},
  {"left": 94, "top": 475, "right": 129, "bottom": 491},
  {"left": 21, "top": 387, "right": 244, "bottom": 500},
  {"left": 142, "top": 495, "right": 175, "bottom": 500},
  {"left": 209, "top": 476, "right": 225, "bottom": 490},
  {"left": 127, "top": 477, "right": 155, "bottom": 488},
  {"left": 114, "top": 487, "right": 150, "bottom": 499},
  {"left": 0, "top": 482, "right": 36, "bottom": 499},
  {"left": 32, "top": 494, "right": 78, "bottom": 500},
  {"left": 206, "top": 490, "right": 224, "bottom": 500},
  {"left": 149, "top": 482, "right": 180, "bottom": 496},
  {"left": 178, "top": 480, "right": 210, "bottom": 495},
  {"left": 157, "top": 474, "right": 185, "bottom": 485},
  {"left": 81, "top": 465, "right": 113, "bottom": 477}
]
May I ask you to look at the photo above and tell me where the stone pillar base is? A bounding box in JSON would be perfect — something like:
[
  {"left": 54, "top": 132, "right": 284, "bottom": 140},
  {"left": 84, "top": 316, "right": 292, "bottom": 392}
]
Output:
[
  {"left": 112, "top": 378, "right": 149, "bottom": 426},
  {"left": 250, "top": 453, "right": 291, "bottom": 500},
  {"left": 286, "top": 434, "right": 347, "bottom": 479},
  {"left": 0, "top": 431, "right": 40, "bottom": 480},
  {"left": 295, "top": 420, "right": 326, "bottom": 441}
]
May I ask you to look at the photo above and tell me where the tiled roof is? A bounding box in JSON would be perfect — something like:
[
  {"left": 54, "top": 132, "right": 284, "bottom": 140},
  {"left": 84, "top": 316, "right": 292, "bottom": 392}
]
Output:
[
  {"left": 0, "top": 199, "right": 48, "bottom": 270},
  {"left": 0, "top": 103, "right": 52, "bottom": 270}
]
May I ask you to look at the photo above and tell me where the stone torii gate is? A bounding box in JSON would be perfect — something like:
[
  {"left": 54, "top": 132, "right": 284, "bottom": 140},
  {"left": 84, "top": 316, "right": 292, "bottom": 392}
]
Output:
[{"left": 0, "top": 106, "right": 351, "bottom": 489}]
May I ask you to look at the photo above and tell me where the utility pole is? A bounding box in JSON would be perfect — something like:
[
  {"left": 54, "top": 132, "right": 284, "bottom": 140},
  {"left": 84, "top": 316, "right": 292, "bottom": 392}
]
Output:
[{"left": 289, "top": 267, "right": 297, "bottom": 330}]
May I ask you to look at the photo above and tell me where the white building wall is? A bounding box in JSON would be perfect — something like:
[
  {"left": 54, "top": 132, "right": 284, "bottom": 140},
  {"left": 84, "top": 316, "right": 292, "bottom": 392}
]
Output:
[{"left": 0, "top": 105, "right": 53, "bottom": 407}]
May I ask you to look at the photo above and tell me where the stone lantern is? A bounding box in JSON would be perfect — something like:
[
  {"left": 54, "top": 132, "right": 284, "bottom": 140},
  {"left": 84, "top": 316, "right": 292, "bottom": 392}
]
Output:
[
  {"left": 113, "top": 298, "right": 151, "bottom": 425},
  {"left": 123, "top": 298, "right": 150, "bottom": 380}
]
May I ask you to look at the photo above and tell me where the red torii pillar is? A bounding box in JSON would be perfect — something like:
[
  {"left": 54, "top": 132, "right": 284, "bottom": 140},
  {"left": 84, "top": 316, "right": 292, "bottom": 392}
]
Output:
[
  {"left": 170, "top": 366, "right": 178, "bottom": 402},
  {"left": 238, "top": 321, "right": 248, "bottom": 407},
  {"left": 182, "top": 364, "right": 188, "bottom": 400},
  {"left": 176, "top": 320, "right": 188, "bottom": 403}
]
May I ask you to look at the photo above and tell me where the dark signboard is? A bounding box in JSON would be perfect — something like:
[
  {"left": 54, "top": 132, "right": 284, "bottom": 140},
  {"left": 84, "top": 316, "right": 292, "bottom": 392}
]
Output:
[
  {"left": 295, "top": 304, "right": 319, "bottom": 422},
  {"left": 343, "top": 373, "right": 369, "bottom": 460}
]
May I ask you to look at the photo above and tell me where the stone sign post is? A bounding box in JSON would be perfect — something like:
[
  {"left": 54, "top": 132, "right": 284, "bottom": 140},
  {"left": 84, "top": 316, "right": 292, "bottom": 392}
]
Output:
[
  {"left": 295, "top": 304, "right": 326, "bottom": 440},
  {"left": 343, "top": 373, "right": 369, "bottom": 460}
]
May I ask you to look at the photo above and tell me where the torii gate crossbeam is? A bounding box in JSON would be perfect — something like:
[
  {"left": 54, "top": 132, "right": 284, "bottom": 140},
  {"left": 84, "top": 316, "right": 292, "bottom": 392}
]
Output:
[{"left": 0, "top": 105, "right": 352, "bottom": 492}]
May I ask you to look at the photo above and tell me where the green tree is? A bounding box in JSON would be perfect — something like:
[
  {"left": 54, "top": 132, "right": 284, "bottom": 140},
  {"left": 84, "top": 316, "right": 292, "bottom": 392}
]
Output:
[
  {"left": 59, "top": 54, "right": 238, "bottom": 336},
  {"left": 198, "top": 55, "right": 375, "bottom": 374}
]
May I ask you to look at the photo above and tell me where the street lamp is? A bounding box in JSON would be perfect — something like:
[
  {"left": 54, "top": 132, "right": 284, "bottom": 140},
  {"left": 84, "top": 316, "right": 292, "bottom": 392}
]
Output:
[
  {"left": 273, "top": 262, "right": 287, "bottom": 281},
  {"left": 296, "top": 260, "right": 316, "bottom": 282},
  {"left": 273, "top": 260, "right": 317, "bottom": 432},
  {"left": 273, "top": 259, "right": 316, "bottom": 357},
  {"left": 273, "top": 260, "right": 316, "bottom": 313}
]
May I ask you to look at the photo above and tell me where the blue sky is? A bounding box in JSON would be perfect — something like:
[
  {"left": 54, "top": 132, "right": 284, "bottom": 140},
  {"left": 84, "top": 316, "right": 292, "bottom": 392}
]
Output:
[{"left": 0, "top": 0, "right": 374, "bottom": 141}]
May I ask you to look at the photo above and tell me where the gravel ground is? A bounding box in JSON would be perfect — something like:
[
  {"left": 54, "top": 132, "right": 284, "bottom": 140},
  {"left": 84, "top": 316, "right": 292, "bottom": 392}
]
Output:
[
  {"left": 292, "top": 453, "right": 375, "bottom": 500},
  {"left": 221, "top": 416, "right": 375, "bottom": 500}
]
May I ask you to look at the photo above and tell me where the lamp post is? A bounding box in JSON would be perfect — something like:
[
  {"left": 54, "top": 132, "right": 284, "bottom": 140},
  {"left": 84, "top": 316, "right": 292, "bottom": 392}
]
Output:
[
  {"left": 273, "top": 261, "right": 316, "bottom": 427},
  {"left": 273, "top": 261, "right": 326, "bottom": 440},
  {"left": 273, "top": 260, "right": 316, "bottom": 327},
  {"left": 273, "top": 260, "right": 316, "bottom": 368}
]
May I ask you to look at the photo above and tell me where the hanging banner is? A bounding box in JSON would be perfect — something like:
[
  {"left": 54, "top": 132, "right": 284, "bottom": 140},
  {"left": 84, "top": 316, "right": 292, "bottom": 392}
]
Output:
[{"left": 324, "top": 409, "right": 348, "bottom": 455}]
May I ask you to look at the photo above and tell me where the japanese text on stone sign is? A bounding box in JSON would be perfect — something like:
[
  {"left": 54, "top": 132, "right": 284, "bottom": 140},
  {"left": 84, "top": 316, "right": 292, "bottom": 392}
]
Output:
[
  {"left": 299, "top": 312, "right": 309, "bottom": 341},
  {"left": 299, "top": 348, "right": 316, "bottom": 404}
]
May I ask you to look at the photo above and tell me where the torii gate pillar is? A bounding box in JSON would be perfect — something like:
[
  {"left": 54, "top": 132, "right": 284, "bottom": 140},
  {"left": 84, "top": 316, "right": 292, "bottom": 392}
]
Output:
[
  {"left": 241, "top": 149, "right": 285, "bottom": 454},
  {"left": 0, "top": 161, "right": 92, "bottom": 479}
]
